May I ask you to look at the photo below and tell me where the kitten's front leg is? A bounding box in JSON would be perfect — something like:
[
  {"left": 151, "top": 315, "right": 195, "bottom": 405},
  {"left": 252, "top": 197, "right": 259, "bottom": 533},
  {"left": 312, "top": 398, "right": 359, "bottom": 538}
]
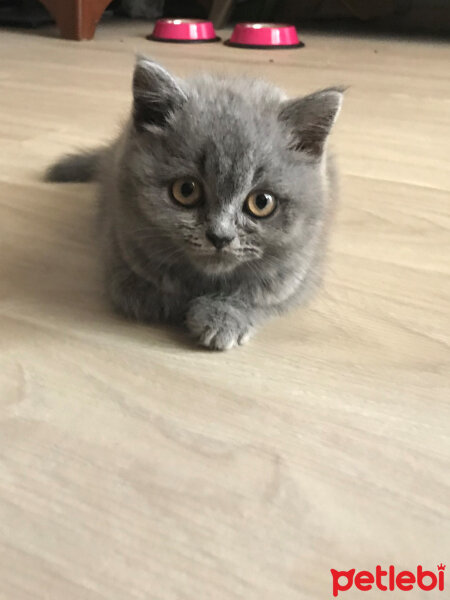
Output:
[
  {"left": 108, "top": 266, "right": 186, "bottom": 323},
  {"left": 186, "top": 295, "right": 257, "bottom": 351},
  {"left": 108, "top": 268, "right": 163, "bottom": 322}
]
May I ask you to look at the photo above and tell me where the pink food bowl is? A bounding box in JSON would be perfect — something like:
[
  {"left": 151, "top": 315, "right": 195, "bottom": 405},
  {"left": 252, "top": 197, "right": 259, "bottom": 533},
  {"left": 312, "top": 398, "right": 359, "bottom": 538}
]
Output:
[
  {"left": 227, "top": 22, "right": 303, "bottom": 49},
  {"left": 148, "top": 18, "right": 220, "bottom": 43}
]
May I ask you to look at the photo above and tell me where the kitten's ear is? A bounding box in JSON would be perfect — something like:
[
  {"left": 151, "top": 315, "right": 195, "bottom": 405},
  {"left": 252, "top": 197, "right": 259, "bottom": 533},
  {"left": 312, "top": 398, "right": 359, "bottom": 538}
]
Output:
[
  {"left": 132, "top": 56, "right": 187, "bottom": 132},
  {"left": 278, "top": 88, "right": 344, "bottom": 156}
]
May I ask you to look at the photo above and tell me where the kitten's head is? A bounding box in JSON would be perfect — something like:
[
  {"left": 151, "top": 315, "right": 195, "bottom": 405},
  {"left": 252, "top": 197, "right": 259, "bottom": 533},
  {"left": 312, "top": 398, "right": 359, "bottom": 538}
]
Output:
[{"left": 126, "top": 57, "right": 343, "bottom": 276}]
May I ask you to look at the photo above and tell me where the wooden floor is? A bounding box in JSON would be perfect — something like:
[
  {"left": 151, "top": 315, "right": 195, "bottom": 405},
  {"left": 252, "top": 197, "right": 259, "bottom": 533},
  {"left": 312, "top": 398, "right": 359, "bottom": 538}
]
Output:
[{"left": 0, "top": 20, "right": 449, "bottom": 600}]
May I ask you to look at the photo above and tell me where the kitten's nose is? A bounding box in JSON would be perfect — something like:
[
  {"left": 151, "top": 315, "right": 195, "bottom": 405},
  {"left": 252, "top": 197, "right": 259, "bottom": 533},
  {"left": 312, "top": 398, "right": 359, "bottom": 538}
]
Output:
[{"left": 205, "top": 231, "right": 235, "bottom": 250}]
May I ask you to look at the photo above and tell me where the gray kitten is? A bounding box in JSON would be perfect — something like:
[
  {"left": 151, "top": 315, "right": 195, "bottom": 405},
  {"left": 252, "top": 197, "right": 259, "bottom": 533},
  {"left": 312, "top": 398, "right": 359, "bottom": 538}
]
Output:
[{"left": 46, "top": 58, "right": 343, "bottom": 350}]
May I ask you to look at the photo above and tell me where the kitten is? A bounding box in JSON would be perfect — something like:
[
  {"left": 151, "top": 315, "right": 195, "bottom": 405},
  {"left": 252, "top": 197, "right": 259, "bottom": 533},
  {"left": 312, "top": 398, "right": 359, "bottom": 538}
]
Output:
[{"left": 46, "top": 57, "right": 343, "bottom": 350}]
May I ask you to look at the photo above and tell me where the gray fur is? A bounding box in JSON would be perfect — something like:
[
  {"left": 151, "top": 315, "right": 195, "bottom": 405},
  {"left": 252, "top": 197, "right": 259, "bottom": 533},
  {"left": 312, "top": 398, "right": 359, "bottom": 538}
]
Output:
[
  {"left": 45, "top": 148, "right": 102, "bottom": 182},
  {"left": 46, "top": 58, "right": 343, "bottom": 350}
]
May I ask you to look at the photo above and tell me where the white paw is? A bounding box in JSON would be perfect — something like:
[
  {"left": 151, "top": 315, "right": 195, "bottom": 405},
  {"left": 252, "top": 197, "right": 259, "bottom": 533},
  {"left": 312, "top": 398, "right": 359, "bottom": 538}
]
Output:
[{"left": 186, "top": 297, "right": 254, "bottom": 351}]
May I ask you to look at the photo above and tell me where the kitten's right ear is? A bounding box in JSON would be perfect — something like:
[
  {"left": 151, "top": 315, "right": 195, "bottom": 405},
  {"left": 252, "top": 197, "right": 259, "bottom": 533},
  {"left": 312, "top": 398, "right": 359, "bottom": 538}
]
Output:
[{"left": 132, "top": 57, "right": 186, "bottom": 132}]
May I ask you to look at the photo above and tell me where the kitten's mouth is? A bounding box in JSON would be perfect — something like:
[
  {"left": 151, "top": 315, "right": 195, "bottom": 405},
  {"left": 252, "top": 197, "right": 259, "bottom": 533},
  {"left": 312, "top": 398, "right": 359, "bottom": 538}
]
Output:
[{"left": 188, "top": 245, "right": 241, "bottom": 273}]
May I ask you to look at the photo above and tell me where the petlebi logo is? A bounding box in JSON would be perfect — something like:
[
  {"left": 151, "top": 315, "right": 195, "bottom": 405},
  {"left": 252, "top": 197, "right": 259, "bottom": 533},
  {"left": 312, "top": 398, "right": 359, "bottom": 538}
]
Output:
[{"left": 330, "top": 564, "right": 445, "bottom": 597}]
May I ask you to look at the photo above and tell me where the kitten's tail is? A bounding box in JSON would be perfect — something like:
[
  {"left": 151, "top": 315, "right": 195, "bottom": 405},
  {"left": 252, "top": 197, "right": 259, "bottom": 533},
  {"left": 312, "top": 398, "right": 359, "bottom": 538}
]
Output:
[{"left": 45, "top": 148, "right": 103, "bottom": 183}]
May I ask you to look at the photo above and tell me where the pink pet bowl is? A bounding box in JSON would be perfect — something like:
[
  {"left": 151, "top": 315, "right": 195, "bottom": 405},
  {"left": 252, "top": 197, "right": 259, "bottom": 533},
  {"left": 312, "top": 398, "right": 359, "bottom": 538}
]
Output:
[
  {"left": 227, "top": 22, "right": 304, "bottom": 49},
  {"left": 148, "top": 18, "right": 220, "bottom": 43}
]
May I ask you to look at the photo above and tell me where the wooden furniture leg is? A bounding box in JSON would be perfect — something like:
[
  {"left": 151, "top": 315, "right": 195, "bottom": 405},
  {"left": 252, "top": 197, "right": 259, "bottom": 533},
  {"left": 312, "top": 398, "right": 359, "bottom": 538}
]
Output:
[{"left": 38, "top": 0, "right": 112, "bottom": 40}]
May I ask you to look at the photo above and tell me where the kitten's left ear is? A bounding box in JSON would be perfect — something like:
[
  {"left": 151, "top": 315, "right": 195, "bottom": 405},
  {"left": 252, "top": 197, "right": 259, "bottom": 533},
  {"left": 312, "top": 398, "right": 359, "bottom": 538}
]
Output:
[
  {"left": 279, "top": 88, "right": 344, "bottom": 156},
  {"left": 132, "top": 56, "right": 187, "bottom": 132}
]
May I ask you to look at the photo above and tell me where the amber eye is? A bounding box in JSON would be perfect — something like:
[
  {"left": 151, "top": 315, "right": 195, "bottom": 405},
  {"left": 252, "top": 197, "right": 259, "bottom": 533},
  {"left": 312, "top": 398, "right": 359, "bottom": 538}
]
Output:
[
  {"left": 171, "top": 178, "right": 202, "bottom": 207},
  {"left": 245, "top": 192, "right": 277, "bottom": 218}
]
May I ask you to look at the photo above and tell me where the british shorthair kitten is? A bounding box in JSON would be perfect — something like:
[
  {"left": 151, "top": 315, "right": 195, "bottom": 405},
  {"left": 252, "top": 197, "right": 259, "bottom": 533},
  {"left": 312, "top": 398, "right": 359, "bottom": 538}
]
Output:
[{"left": 46, "top": 57, "right": 343, "bottom": 350}]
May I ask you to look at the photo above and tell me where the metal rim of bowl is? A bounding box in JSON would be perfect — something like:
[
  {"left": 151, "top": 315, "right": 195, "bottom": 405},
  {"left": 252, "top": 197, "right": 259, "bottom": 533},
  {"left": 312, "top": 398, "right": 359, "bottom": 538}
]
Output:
[
  {"left": 224, "top": 40, "right": 304, "bottom": 49},
  {"left": 147, "top": 34, "right": 221, "bottom": 44}
]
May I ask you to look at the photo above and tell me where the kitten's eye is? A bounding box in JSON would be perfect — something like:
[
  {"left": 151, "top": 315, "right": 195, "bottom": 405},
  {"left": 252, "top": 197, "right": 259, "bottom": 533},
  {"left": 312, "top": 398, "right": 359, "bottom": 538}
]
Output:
[
  {"left": 171, "top": 178, "right": 202, "bottom": 207},
  {"left": 245, "top": 192, "right": 277, "bottom": 218}
]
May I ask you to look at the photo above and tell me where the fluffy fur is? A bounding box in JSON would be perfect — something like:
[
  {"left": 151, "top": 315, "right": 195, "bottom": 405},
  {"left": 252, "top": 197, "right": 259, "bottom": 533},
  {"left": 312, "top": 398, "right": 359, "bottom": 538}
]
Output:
[{"left": 46, "top": 58, "right": 343, "bottom": 350}]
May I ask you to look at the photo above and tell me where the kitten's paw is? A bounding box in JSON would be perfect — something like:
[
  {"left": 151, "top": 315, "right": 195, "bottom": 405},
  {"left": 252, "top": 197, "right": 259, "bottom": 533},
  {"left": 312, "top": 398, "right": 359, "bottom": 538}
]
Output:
[{"left": 186, "top": 296, "right": 254, "bottom": 351}]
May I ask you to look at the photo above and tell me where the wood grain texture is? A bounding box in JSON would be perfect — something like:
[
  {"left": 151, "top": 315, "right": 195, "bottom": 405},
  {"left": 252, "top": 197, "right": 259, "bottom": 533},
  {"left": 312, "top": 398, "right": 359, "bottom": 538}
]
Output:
[{"left": 0, "top": 21, "right": 449, "bottom": 600}]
